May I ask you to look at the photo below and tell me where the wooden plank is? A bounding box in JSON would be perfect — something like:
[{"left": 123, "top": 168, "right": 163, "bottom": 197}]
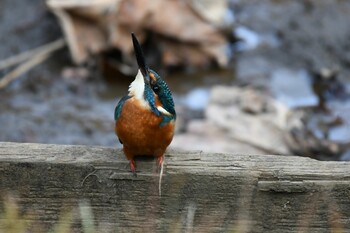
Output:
[{"left": 0, "top": 142, "right": 349, "bottom": 232}]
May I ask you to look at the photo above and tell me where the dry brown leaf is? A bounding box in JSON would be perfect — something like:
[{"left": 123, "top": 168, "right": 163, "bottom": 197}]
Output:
[{"left": 47, "top": 0, "right": 229, "bottom": 69}]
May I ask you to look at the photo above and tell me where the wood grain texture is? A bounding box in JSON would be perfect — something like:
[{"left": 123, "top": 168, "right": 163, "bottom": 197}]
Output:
[{"left": 0, "top": 142, "right": 349, "bottom": 232}]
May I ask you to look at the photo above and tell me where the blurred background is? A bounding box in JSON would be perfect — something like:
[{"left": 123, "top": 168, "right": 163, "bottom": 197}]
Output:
[{"left": 0, "top": 0, "right": 349, "bottom": 161}]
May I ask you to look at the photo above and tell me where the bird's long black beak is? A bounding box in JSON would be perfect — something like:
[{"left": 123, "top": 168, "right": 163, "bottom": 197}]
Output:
[{"left": 132, "top": 33, "right": 150, "bottom": 83}]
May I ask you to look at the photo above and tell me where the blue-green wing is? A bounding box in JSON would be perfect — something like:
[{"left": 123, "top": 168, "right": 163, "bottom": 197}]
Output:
[
  {"left": 160, "top": 115, "right": 175, "bottom": 127},
  {"left": 114, "top": 96, "right": 131, "bottom": 122}
]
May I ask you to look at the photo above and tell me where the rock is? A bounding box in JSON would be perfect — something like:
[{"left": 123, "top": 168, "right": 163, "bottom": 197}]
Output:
[
  {"left": 209, "top": 85, "right": 290, "bottom": 128},
  {"left": 209, "top": 85, "right": 242, "bottom": 106},
  {"left": 206, "top": 104, "right": 289, "bottom": 154},
  {"left": 173, "top": 85, "right": 292, "bottom": 155},
  {"left": 171, "top": 120, "right": 264, "bottom": 154},
  {"left": 240, "top": 88, "right": 267, "bottom": 114},
  {"left": 204, "top": 85, "right": 347, "bottom": 158},
  {"left": 174, "top": 105, "right": 204, "bottom": 134},
  {"left": 283, "top": 109, "right": 349, "bottom": 159}
]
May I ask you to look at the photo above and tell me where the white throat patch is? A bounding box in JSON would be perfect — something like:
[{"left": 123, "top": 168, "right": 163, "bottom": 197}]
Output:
[{"left": 128, "top": 69, "right": 150, "bottom": 108}]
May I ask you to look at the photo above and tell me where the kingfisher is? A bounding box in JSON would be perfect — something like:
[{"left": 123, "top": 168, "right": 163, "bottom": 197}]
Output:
[{"left": 114, "top": 33, "right": 176, "bottom": 175}]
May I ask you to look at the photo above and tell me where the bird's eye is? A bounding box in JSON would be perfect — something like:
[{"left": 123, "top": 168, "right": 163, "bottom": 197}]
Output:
[{"left": 152, "top": 84, "right": 160, "bottom": 93}]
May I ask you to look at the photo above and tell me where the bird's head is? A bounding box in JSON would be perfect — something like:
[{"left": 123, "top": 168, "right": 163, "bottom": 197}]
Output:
[{"left": 128, "top": 33, "right": 176, "bottom": 119}]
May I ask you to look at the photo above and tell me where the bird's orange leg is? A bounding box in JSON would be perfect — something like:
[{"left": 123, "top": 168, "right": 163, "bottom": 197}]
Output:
[
  {"left": 130, "top": 159, "right": 137, "bottom": 176},
  {"left": 156, "top": 155, "right": 164, "bottom": 172},
  {"left": 123, "top": 147, "right": 137, "bottom": 176}
]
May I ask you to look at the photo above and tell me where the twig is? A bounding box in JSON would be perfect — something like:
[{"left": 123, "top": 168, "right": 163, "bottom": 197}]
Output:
[
  {"left": 0, "top": 38, "right": 66, "bottom": 89},
  {"left": 0, "top": 38, "right": 65, "bottom": 71},
  {"left": 0, "top": 53, "right": 49, "bottom": 89},
  {"left": 81, "top": 170, "right": 98, "bottom": 187}
]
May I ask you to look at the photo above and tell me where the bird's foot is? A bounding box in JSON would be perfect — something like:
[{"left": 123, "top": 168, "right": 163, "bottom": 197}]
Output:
[
  {"left": 156, "top": 156, "right": 164, "bottom": 172},
  {"left": 130, "top": 160, "right": 137, "bottom": 177}
]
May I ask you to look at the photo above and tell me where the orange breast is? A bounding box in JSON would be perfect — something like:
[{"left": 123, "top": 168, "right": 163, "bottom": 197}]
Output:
[{"left": 115, "top": 97, "right": 175, "bottom": 160}]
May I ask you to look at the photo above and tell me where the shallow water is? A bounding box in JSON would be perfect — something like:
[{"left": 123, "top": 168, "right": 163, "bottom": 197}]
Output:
[{"left": 0, "top": 66, "right": 234, "bottom": 147}]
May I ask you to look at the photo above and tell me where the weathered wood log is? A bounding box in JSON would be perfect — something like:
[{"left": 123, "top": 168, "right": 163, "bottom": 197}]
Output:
[{"left": 0, "top": 142, "right": 349, "bottom": 232}]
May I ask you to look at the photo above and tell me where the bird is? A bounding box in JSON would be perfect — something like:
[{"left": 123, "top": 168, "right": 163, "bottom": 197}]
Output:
[{"left": 114, "top": 33, "right": 176, "bottom": 175}]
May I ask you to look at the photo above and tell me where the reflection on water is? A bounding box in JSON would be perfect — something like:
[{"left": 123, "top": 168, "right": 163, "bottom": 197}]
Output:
[
  {"left": 270, "top": 68, "right": 318, "bottom": 108},
  {"left": 178, "top": 88, "right": 210, "bottom": 111}
]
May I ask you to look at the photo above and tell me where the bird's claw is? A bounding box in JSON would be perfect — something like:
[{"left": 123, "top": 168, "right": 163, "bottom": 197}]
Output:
[{"left": 130, "top": 160, "right": 137, "bottom": 177}]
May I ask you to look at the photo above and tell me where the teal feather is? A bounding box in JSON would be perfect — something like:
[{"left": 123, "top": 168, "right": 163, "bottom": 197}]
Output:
[
  {"left": 148, "top": 69, "right": 176, "bottom": 121},
  {"left": 114, "top": 95, "right": 131, "bottom": 121},
  {"left": 160, "top": 115, "right": 174, "bottom": 127},
  {"left": 144, "top": 84, "right": 160, "bottom": 117}
]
